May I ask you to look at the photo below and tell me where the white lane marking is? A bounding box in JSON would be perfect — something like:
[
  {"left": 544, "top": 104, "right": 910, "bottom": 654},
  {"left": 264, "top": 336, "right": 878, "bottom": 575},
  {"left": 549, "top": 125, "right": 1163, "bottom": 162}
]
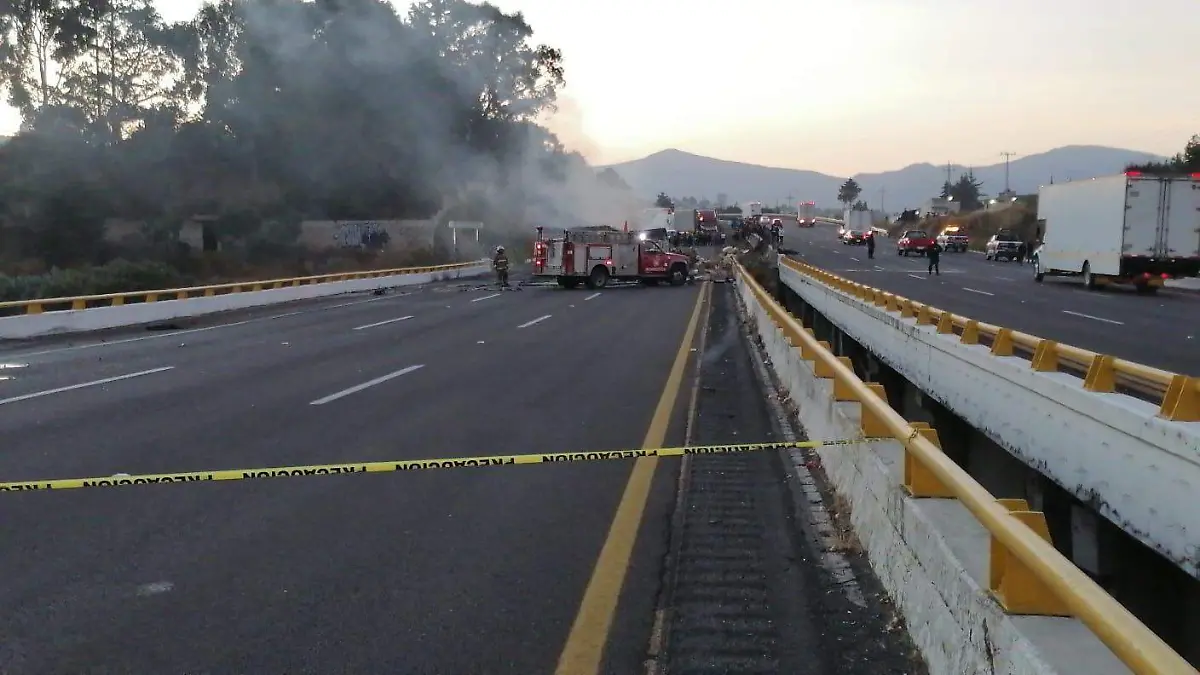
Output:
[
  {"left": 136, "top": 581, "right": 174, "bottom": 596},
  {"left": 850, "top": 256, "right": 860, "bottom": 262},
  {"left": 962, "top": 287, "right": 994, "bottom": 296},
  {"left": 471, "top": 293, "right": 501, "bottom": 303},
  {"left": 309, "top": 365, "right": 424, "bottom": 405},
  {"left": 1063, "top": 310, "right": 1123, "bottom": 325},
  {"left": 873, "top": 266, "right": 885, "bottom": 271},
  {"left": 353, "top": 315, "right": 414, "bottom": 330},
  {"left": 907, "top": 274, "right": 924, "bottom": 280},
  {"left": 8, "top": 293, "right": 413, "bottom": 358},
  {"left": 584, "top": 292, "right": 601, "bottom": 301},
  {"left": 0, "top": 366, "right": 175, "bottom": 406},
  {"left": 995, "top": 276, "right": 1016, "bottom": 281},
  {"left": 517, "top": 314, "right": 551, "bottom": 328}
]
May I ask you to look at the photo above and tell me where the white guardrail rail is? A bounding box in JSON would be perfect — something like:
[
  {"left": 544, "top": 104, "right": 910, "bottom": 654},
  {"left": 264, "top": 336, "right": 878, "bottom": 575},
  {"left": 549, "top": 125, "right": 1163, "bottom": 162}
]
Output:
[
  {"left": 734, "top": 263, "right": 1195, "bottom": 675},
  {"left": 776, "top": 256, "right": 1200, "bottom": 579},
  {"left": 0, "top": 260, "right": 491, "bottom": 339}
]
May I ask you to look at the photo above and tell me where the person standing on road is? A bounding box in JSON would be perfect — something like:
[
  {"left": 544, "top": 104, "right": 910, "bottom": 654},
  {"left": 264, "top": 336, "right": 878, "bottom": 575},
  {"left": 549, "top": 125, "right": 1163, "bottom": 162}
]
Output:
[
  {"left": 927, "top": 241, "right": 941, "bottom": 275},
  {"left": 493, "top": 245, "right": 510, "bottom": 287},
  {"left": 1017, "top": 240, "right": 1027, "bottom": 265},
  {"left": 866, "top": 232, "right": 876, "bottom": 259}
]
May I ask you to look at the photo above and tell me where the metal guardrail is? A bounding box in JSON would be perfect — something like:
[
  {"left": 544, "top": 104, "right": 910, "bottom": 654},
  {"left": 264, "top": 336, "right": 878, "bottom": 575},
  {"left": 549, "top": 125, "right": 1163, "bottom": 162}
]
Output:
[
  {"left": 781, "top": 257, "right": 1200, "bottom": 422},
  {"left": 735, "top": 263, "right": 1195, "bottom": 674},
  {"left": 0, "top": 262, "right": 482, "bottom": 316}
]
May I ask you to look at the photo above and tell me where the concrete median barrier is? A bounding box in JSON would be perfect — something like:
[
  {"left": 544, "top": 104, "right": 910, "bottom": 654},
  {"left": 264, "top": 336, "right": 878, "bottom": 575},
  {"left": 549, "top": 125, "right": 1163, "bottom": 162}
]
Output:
[
  {"left": 735, "top": 266, "right": 1192, "bottom": 675},
  {"left": 777, "top": 259, "right": 1200, "bottom": 582},
  {"left": 0, "top": 260, "right": 490, "bottom": 340}
]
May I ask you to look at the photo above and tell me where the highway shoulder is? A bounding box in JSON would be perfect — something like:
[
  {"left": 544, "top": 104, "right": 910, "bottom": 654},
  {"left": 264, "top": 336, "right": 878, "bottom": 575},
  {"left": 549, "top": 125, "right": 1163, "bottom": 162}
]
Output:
[{"left": 654, "top": 282, "right": 925, "bottom": 674}]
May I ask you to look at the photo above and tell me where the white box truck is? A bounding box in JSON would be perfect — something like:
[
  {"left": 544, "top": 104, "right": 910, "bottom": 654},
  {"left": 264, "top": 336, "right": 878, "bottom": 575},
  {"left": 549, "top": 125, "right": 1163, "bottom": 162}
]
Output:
[
  {"left": 841, "top": 208, "right": 873, "bottom": 231},
  {"left": 1033, "top": 172, "right": 1200, "bottom": 293}
]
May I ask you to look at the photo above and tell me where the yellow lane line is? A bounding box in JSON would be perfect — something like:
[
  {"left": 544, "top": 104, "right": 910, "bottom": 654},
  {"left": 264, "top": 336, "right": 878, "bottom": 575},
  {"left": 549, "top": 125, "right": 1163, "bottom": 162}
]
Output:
[{"left": 554, "top": 281, "right": 711, "bottom": 675}]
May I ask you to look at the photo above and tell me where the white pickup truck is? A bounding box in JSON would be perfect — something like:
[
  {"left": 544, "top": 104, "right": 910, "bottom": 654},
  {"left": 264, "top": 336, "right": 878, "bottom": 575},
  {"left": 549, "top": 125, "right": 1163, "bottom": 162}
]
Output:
[{"left": 1033, "top": 172, "right": 1200, "bottom": 293}]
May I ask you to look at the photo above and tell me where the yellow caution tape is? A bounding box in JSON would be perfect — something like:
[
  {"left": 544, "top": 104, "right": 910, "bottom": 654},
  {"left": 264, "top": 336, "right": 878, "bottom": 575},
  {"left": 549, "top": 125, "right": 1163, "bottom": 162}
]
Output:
[{"left": 0, "top": 439, "right": 865, "bottom": 492}]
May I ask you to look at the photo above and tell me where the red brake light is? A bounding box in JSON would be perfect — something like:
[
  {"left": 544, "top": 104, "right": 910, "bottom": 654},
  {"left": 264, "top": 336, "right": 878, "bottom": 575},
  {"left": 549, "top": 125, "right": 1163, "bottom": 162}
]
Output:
[
  {"left": 604, "top": 258, "right": 612, "bottom": 265},
  {"left": 1191, "top": 173, "right": 1200, "bottom": 179},
  {"left": 1161, "top": 273, "right": 1170, "bottom": 279},
  {"left": 1125, "top": 170, "right": 1142, "bottom": 177}
]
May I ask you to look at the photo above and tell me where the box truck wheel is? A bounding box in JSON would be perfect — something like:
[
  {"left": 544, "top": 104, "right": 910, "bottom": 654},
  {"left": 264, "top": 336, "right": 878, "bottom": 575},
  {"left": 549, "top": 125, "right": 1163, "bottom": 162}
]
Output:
[
  {"left": 1082, "top": 262, "right": 1097, "bottom": 289},
  {"left": 1033, "top": 257, "right": 1044, "bottom": 282}
]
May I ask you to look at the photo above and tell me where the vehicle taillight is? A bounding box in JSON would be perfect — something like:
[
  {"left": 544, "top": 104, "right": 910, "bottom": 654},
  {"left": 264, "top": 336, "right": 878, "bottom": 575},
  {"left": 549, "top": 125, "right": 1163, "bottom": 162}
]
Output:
[
  {"left": 1125, "top": 170, "right": 1143, "bottom": 177},
  {"left": 1191, "top": 172, "right": 1200, "bottom": 179},
  {"left": 604, "top": 258, "right": 612, "bottom": 266},
  {"left": 1161, "top": 273, "right": 1170, "bottom": 278}
]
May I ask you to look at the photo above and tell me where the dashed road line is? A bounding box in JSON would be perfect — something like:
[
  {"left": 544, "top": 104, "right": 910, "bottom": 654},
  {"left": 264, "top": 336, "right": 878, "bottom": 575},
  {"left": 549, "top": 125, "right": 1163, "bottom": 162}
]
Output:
[
  {"left": 0, "top": 367, "right": 175, "bottom": 406},
  {"left": 962, "top": 287, "right": 994, "bottom": 296},
  {"left": 309, "top": 365, "right": 424, "bottom": 405},
  {"left": 584, "top": 292, "right": 601, "bottom": 301},
  {"left": 517, "top": 315, "right": 552, "bottom": 329},
  {"left": 1063, "top": 310, "right": 1123, "bottom": 325},
  {"left": 353, "top": 315, "right": 414, "bottom": 330},
  {"left": 471, "top": 293, "right": 501, "bottom": 303},
  {"left": 5, "top": 293, "right": 416, "bottom": 358},
  {"left": 907, "top": 274, "right": 924, "bottom": 280}
]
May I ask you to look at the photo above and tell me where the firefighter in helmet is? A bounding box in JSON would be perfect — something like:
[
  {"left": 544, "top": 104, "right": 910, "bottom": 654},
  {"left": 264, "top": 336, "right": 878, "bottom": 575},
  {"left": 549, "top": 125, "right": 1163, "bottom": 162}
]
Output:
[{"left": 493, "top": 245, "right": 510, "bottom": 287}]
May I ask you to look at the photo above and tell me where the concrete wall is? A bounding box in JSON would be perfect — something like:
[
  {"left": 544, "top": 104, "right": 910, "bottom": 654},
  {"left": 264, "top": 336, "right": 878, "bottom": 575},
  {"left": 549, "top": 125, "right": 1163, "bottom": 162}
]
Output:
[
  {"left": 778, "top": 261, "right": 1200, "bottom": 581},
  {"left": 736, "top": 274, "right": 1131, "bottom": 675},
  {"left": 0, "top": 261, "right": 489, "bottom": 340}
]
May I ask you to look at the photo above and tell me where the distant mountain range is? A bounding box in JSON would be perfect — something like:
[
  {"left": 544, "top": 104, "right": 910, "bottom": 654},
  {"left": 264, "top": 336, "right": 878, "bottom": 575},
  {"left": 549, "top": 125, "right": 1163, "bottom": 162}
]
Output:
[{"left": 600, "top": 145, "right": 1167, "bottom": 212}]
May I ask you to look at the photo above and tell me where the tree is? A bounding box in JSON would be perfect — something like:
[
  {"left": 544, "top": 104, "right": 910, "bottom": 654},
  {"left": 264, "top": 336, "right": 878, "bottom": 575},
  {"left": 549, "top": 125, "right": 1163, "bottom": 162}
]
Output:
[
  {"left": 1127, "top": 134, "right": 1200, "bottom": 173},
  {"left": 0, "top": 0, "right": 570, "bottom": 271},
  {"left": 55, "top": 0, "right": 183, "bottom": 141},
  {"left": 851, "top": 200, "right": 869, "bottom": 211},
  {"left": 407, "top": 0, "right": 563, "bottom": 127},
  {"left": 0, "top": 0, "right": 76, "bottom": 119},
  {"left": 654, "top": 192, "right": 673, "bottom": 208},
  {"left": 949, "top": 171, "right": 983, "bottom": 211},
  {"left": 715, "top": 192, "right": 727, "bottom": 208},
  {"left": 837, "top": 178, "right": 861, "bottom": 206},
  {"left": 939, "top": 181, "right": 953, "bottom": 199}
]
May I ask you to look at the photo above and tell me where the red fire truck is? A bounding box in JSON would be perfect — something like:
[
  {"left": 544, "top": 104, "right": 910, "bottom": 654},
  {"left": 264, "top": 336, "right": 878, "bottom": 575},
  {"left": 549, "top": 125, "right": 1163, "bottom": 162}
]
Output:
[{"left": 532, "top": 226, "right": 692, "bottom": 288}]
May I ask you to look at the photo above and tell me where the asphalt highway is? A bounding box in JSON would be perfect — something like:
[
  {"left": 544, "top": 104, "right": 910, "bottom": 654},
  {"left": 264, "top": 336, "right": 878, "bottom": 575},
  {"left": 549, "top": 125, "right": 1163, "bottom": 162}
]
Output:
[
  {"left": 0, "top": 267, "right": 922, "bottom": 673},
  {"left": 0, "top": 278, "right": 699, "bottom": 674},
  {"left": 782, "top": 225, "right": 1200, "bottom": 375}
]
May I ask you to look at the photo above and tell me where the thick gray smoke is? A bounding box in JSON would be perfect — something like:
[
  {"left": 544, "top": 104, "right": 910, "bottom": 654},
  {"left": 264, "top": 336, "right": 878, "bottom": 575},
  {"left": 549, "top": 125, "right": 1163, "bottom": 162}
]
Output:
[{"left": 0, "top": 0, "right": 644, "bottom": 280}]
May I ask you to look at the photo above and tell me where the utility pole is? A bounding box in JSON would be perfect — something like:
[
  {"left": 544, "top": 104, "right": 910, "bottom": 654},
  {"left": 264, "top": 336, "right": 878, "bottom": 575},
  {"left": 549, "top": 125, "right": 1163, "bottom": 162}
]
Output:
[
  {"left": 879, "top": 187, "right": 886, "bottom": 213},
  {"left": 1000, "top": 152, "right": 1016, "bottom": 192},
  {"left": 945, "top": 162, "right": 953, "bottom": 185}
]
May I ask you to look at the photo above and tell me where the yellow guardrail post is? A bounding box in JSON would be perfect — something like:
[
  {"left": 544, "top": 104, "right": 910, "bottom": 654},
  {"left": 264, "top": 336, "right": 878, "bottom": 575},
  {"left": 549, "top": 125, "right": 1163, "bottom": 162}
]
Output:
[
  {"left": 902, "top": 423, "right": 955, "bottom": 499},
  {"left": 991, "top": 327, "right": 1015, "bottom": 356},
  {"left": 741, "top": 261, "right": 1196, "bottom": 674},
  {"left": 779, "top": 256, "right": 1188, "bottom": 410},
  {"left": 1083, "top": 355, "right": 1117, "bottom": 392},
  {"left": 1031, "top": 340, "right": 1059, "bottom": 371},
  {"left": 990, "top": 499, "right": 1071, "bottom": 616},
  {"left": 1160, "top": 376, "right": 1200, "bottom": 421}
]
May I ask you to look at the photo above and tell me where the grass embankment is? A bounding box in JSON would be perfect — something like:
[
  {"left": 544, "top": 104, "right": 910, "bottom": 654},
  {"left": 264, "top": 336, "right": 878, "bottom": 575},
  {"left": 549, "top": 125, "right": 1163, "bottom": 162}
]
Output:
[{"left": 887, "top": 204, "right": 1039, "bottom": 250}]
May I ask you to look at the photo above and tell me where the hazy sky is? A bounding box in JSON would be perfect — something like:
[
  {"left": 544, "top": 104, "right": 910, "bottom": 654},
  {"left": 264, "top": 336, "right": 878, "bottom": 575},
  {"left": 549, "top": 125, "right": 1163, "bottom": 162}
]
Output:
[{"left": 3, "top": 0, "right": 1197, "bottom": 175}]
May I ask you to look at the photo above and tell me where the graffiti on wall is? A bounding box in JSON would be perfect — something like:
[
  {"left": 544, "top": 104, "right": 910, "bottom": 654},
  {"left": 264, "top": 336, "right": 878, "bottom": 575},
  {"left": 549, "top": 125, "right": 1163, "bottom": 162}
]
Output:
[{"left": 333, "top": 221, "right": 391, "bottom": 250}]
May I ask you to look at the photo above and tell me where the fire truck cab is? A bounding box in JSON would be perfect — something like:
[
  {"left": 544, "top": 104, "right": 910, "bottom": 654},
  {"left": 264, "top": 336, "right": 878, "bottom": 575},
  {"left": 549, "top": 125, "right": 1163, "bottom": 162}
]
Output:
[{"left": 533, "top": 226, "right": 692, "bottom": 289}]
